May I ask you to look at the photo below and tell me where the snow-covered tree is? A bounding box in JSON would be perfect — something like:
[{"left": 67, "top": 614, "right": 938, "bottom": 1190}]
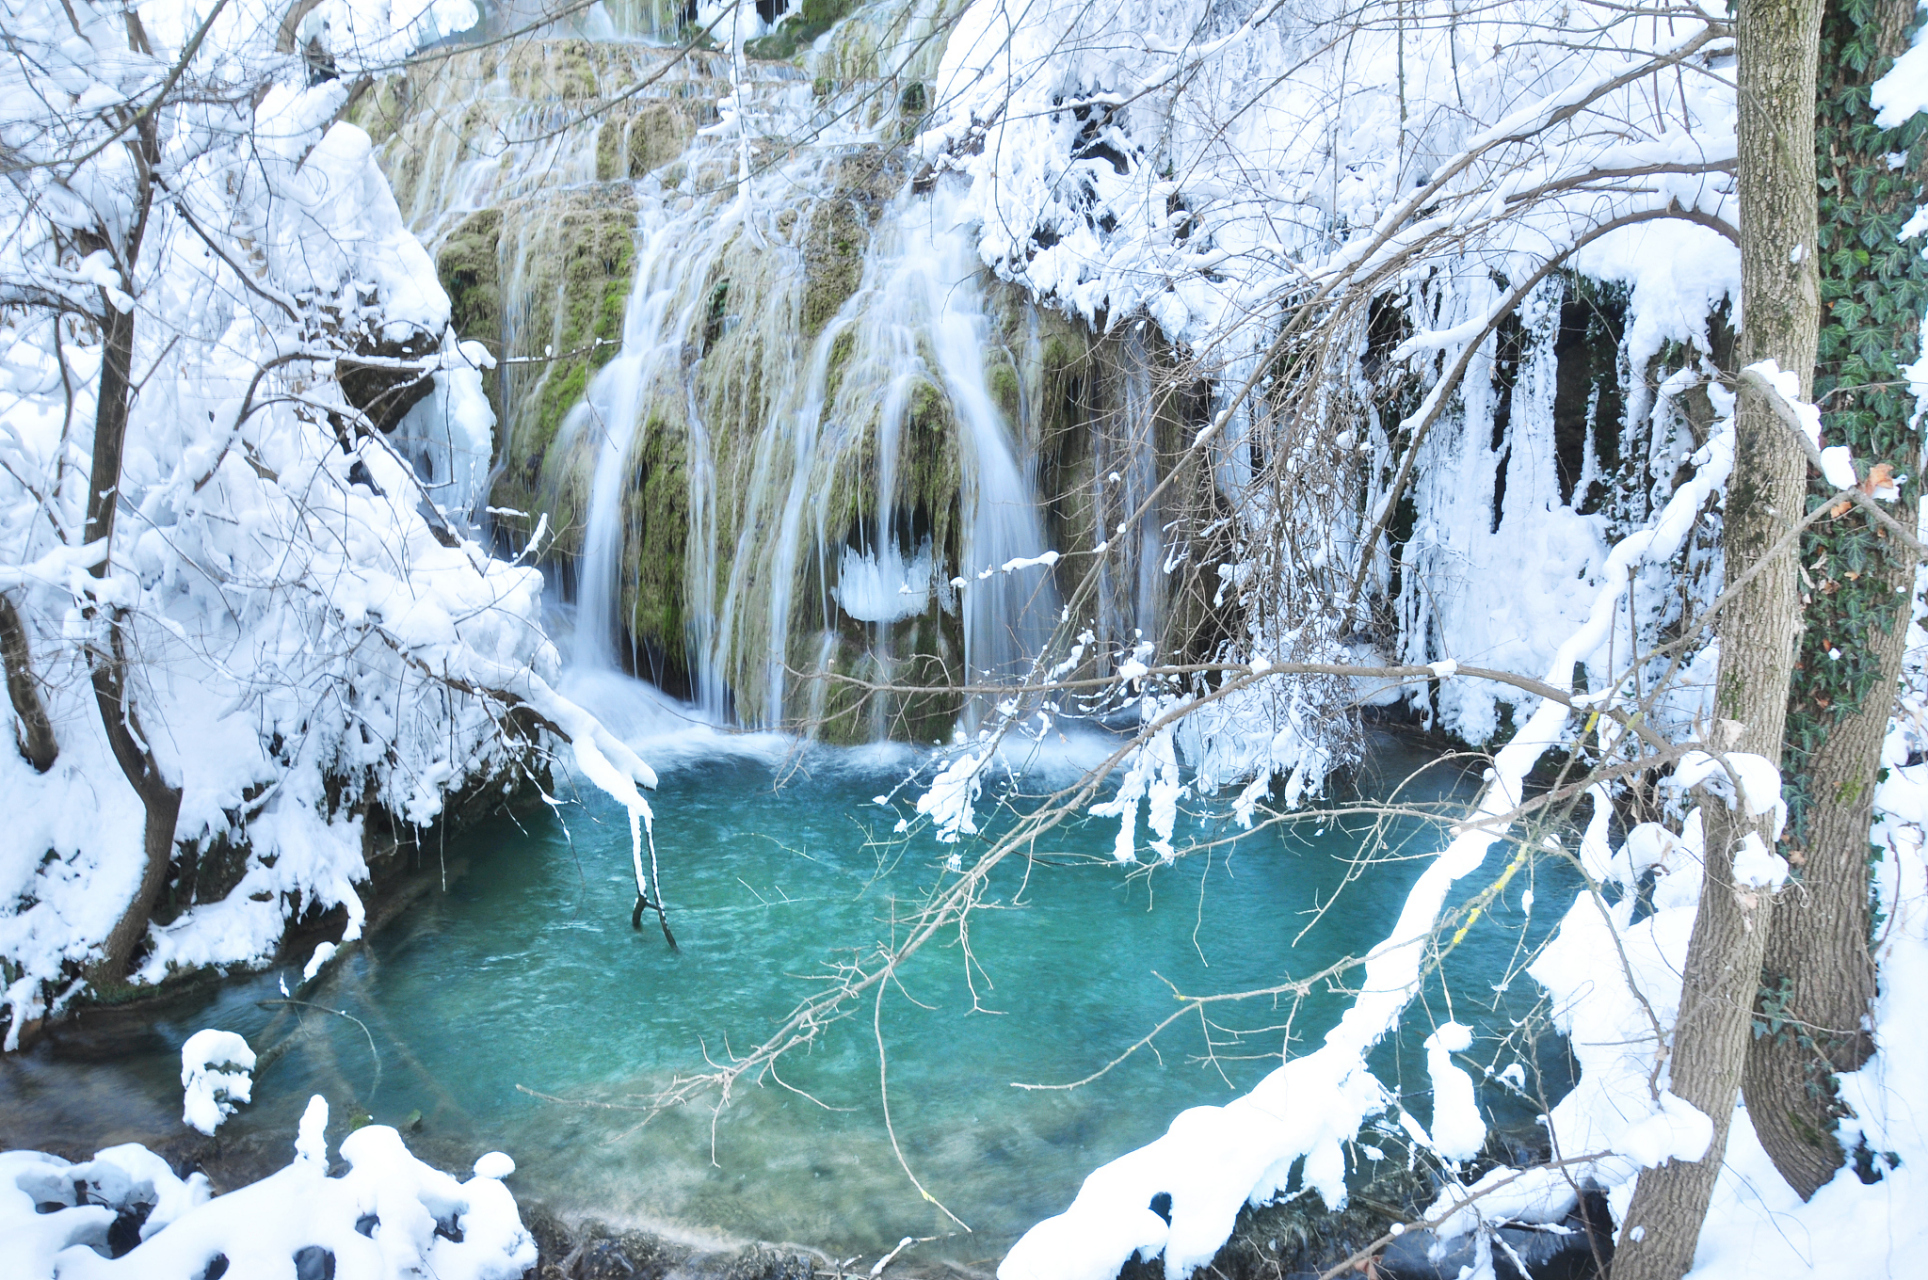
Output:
[{"left": 0, "top": 0, "right": 657, "bottom": 1044}]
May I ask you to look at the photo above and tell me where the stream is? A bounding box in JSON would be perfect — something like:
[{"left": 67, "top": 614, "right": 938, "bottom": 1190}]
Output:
[{"left": 0, "top": 671, "right": 1580, "bottom": 1269}]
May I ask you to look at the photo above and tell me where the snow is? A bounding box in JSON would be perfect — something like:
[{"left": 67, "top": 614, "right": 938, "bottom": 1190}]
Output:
[
  {"left": 0, "top": 1096, "right": 535, "bottom": 1279},
  {"left": 1729, "top": 832, "right": 1791, "bottom": 891},
  {"left": 1423, "top": 1023, "right": 1486, "bottom": 1163},
  {"left": 4, "top": 1, "right": 1925, "bottom": 1277},
  {"left": 915, "top": 749, "right": 989, "bottom": 843},
  {"left": 1672, "top": 750, "right": 1787, "bottom": 834},
  {"left": 1820, "top": 445, "right": 1860, "bottom": 490},
  {"left": 835, "top": 541, "right": 938, "bottom": 624},
  {"left": 1872, "top": 19, "right": 1928, "bottom": 129},
  {"left": 179, "top": 1028, "right": 255, "bottom": 1136},
  {"left": 303, "top": 942, "right": 339, "bottom": 982},
  {"left": 390, "top": 342, "right": 498, "bottom": 522},
  {"left": 1413, "top": 608, "right": 1928, "bottom": 1277},
  {"left": 471, "top": 1152, "right": 516, "bottom": 1180}
]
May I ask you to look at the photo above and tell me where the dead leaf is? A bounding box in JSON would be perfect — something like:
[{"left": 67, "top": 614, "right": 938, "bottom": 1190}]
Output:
[{"left": 1863, "top": 461, "right": 1899, "bottom": 501}]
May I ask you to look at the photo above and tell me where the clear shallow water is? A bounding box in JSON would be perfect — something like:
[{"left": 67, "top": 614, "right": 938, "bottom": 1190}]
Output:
[{"left": 0, "top": 681, "right": 1582, "bottom": 1269}]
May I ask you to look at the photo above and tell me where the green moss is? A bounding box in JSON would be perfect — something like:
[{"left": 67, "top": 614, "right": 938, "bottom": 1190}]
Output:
[
  {"left": 348, "top": 74, "right": 411, "bottom": 148},
  {"left": 436, "top": 207, "right": 505, "bottom": 418},
  {"left": 987, "top": 359, "right": 1021, "bottom": 426},
  {"left": 487, "top": 192, "right": 641, "bottom": 538},
  {"left": 628, "top": 103, "right": 696, "bottom": 176},
  {"left": 596, "top": 116, "right": 627, "bottom": 181},
  {"left": 742, "top": 0, "right": 855, "bottom": 62},
  {"left": 621, "top": 418, "right": 692, "bottom": 679},
  {"left": 504, "top": 40, "right": 603, "bottom": 101},
  {"left": 821, "top": 327, "right": 858, "bottom": 403},
  {"left": 898, "top": 81, "right": 928, "bottom": 144},
  {"left": 799, "top": 197, "right": 868, "bottom": 340},
  {"left": 810, "top": 633, "right": 875, "bottom": 745},
  {"left": 797, "top": 149, "right": 899, "bottom": 340},
  {"left": 437, "top": 209, "right": 503, "bottom": 343},
  {"left": 552, "top": 40, "right": 601, "bottom": 99},
  {"left": 899, "top": 378, "right": 962, "bottom": 564}
]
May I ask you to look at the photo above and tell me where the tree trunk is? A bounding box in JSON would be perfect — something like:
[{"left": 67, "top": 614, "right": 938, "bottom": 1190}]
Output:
[
  {"left": 84, "top": 288, "right": 182, "bottom": 984},
  {"left": 91, "top": 623, "right": 183, "bottom": 982},
  {"left": 0, "top": 592, "right": 58, "bottom": 771},
  {"left": 1745, "top": 0, "right": 1923, "bottom": 1198},
  {"left": 82, "top": 300, "right": 138, "bottom": 553},
  {"left": 1614, "top": 0, "right": 1823, "bottom": 1272},
  {"left": 81, "top": 111, "right": 181, "bottom": 986},
  {"left": 1615, "top": 799, "right": 1770, "bottom": 1278}
]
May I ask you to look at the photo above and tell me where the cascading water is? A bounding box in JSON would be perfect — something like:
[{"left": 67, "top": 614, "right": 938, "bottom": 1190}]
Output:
[
  {"left": 702, "top": 184, "right": 1063, "bottom": 730},
  {"left": 911, "top": 195, "right": 1061, "bottom": 688},
  {"left": 1093, "top": 327, "right": 1169, "bottom": 659},
  {"left": 566, "top": 210, "right": 717, "bottom": 673},
  {"left": 365, "top": 20, "right": 1200, "bottom": 741}
]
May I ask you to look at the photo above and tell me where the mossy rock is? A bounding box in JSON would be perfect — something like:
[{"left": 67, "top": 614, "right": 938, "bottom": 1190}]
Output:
[
  {"left": 436, "top": 208, "right": 504, "bottom": 403},
  {"left": 595, "top": 115, "right": 629, "bottom": 183},
  {"left": 347, "top": 73, "right": 412, "bottom": 148},
  {"left": 987, "top": 356, "right": 1022, "bottom": 425},
  {"left": 620, "top": 417, "right": 694, "bottom": 689},
  {"left": 599, "top": 102, "right": 699, "bottom": 181},
  {"left": 799, "top": 197, "right": 868, "bottom": 340},
  {"left": 796, "top": 148, "right": 901, "bottom": 339},
  {"left": 630, "top": 102, "right": 698, "bottom": 177},
  {"left": 528, "top": 39, "right": 603, "bottom": 99},
  {"left": 897, "top": 377, "right": 963, "bottom": 561},
  {"left": 480, "top": 189, "right": 642, "bottom": 544},
  {"left": 742, "top": 0, "right": 855, "bottom": 62}
]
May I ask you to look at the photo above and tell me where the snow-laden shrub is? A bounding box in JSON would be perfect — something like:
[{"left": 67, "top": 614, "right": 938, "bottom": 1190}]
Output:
[{"left": 913, "top": 0, "right": 1740, "bottom": 790}]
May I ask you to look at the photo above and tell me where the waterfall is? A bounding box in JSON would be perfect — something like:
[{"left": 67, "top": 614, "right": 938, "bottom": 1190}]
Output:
[
  {"left": 1095, "top": 328, "right": 1169, "bottom": 664},
  {"left": 696, "top": 182, "right": 1062, "bottom": 729},
  {"left": 366, "top": 31, "right": 1191, "bottom": 741},
  {"left": 567, "top": 206, "right": 723, "bottom": 672},
  {"left": 909, "top": 195, "right": 1059, "bottom": 688}
]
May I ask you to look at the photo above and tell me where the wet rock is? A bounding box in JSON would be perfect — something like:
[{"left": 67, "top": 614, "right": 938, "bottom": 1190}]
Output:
[
  {"left": 293, "top": 1245, "right": 336, "bottom": 1280},
  {"left": 1378, "top": 1190, "right": 1612, "bottom": 1280},
  {"left": 337, "top": 327, "right": 440, "bottom": 435}
]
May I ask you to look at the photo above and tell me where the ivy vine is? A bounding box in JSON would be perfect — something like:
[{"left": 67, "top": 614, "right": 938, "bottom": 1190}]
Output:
[{"left": 1781, "top": 0, "right": 1927, "bottom": 854}]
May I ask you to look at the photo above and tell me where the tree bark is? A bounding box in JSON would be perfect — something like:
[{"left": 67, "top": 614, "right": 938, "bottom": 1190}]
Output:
[
  {"left": 0, "top": 592, "right": 58, "bottom": 771},
  {"left": 1614, "top": 0, "right": 1822, "bottom": 1271},
  {"left": 91, "top": 622, "right": 183, "bottom": 982},
  {"left": 82, "top": 103, "right": 181, "bottom": 987},
  {"left": 1745, "top": 0, "right": 1922, "bottom": 1198},
  {"left": 85, "top": 282, "right": 183, "bottom": 984},
  {"left": 1616, "top": 798, "right": 1770, "bottom": 1278}
]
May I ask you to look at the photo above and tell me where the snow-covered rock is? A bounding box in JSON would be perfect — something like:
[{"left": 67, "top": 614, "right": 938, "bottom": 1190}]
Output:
[
  {"left": 179, "top": 1029, "right": 256, "bottom": 1136},
  {"left": 0, "top": 1097, "right": 535, "bottom": 1280}
]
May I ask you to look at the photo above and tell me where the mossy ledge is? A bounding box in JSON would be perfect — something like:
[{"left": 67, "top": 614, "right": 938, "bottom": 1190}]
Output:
[{"left": 436, "top": 189, "right": 641, "bottom": 561}]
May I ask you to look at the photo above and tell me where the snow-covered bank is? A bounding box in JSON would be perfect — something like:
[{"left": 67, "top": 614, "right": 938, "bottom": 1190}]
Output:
[{"left": 2, "top": 1096, "right": 535, "bottom": 1279}]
